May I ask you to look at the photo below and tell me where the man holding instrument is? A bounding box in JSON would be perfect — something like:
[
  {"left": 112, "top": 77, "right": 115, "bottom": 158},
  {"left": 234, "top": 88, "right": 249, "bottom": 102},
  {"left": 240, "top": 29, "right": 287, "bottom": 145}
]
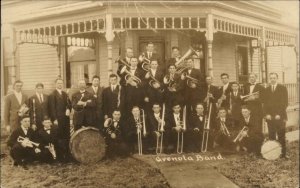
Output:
[
  {"left": 72, "top": 79, "right": 97, "bottom": 131},
  {"left": 264, "top": 72, "right": 289, "bottom": 159},
  {"left": 28, "top": 83, "right": 49, "bottom": 131},
  {"left": 7, "top": 115, "right": 41, "bottom": 170}
]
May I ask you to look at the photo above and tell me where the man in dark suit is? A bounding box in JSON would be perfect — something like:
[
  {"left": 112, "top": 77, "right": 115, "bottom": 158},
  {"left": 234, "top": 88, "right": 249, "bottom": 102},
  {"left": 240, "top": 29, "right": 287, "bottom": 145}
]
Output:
[
  {"left": 102, "top": 74, "right": 125, "bottom": 120},
  {"left": 28, "top": 83, "right": 49, "bottom": 131},
  {"left": 228, "top": 82, "right": 243, "bottom": 127},
  {"left": 217, "top": 73, "right": 233, "bottom": 110},
  {"left": 86, "top": 75, "right": 104, "bottom": 129},
  {"left": 242, "top": 73, "right": 265, "bottom": 123},
  {"left": 188, "top": 103, "right": 206, "bottom": 152},
  {"left": 72, "top": 79, "right": 97, "bottom": 131},
  {"left": 264, "top": 72, "right": 289, "bottom": 158},
  {"left": 203, "top": 76, "right": 220, "bottom": 119},
  {"left": 37, "top": 117, "right": 58, "bottom": 163},
  {"left": 212, "top": 107, "right": 235, "bottom": 151},
  {"left": 163, "top": 64, "right": 184, "bottom": 113},
  {"left": 48, "top": 78, "right": 71, "bottom": 162},
  {"left": 117, "top": 47, "right": 134, "bottom": 86},
  {"left": 237, "top": 105, "right": 263, "bottom": 155},
  {"left": 166, "top": 46, "right": 181, "bottom": 68},
  {"left": 119, "top": 57, "right": 145, "bottom": 116},
  {"left": 103, "top": 110, "right": 129, "bottom": 158},
  {"left": 144, "top": 60, "right": 164, "bottom": 112},
  {"left": 7, "top": 115, "right": 41, "bottom": 170},
  {"left": 4, "top": 80, "right": 28, "bottom": 133},
  {"left": 181, "top": 57, "right": 205, "bottom": 114},
  {"left": 139, "top": 42, "right": 162, "bottom": 71}
]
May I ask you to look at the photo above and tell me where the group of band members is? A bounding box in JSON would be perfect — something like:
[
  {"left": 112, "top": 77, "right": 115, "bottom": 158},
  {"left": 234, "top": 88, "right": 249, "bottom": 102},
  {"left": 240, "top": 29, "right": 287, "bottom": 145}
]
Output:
[{"left": 4, "top": 42, "right": 289, "bottom": 169}]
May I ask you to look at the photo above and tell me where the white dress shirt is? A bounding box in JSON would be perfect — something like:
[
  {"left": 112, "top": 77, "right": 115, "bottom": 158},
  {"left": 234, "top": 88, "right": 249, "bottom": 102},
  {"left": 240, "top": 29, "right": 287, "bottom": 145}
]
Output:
[
  {"left": 151, "top": 69, "right": 157, "bottom": 77},
  {"left": 21, "top": 126, "right": 28, "bottom": 135},
  {"left": 56, "top": 89, "right": 62, "bottom": 95},
  {"left": 249, "top": 83, "right": 256, "bottom": 94},
  {"left": 14, "top": 91, "right": 22, "bottom": 105},
  {"left": 92, "top": 86, "right": 98, "bottom": 94},
  {"left": 223, "top": 83, "right": 229, "bottom": 93},
  {"left": 154, "top": 113, "right": 160, "bottom": 121},
  {"left": 173, "top": 113, "right": 180, "bottom": 125},
  {"left": 36, "top": 92, "right": 44, "bottom": 103}
]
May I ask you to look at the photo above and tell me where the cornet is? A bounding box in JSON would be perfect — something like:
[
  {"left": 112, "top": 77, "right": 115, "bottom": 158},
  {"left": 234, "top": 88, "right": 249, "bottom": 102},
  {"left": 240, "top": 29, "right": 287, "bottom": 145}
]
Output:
[
  {"left": 45, "top": 143, "right": 57, "bottom": 159},
  {"left": 241, "top": 91, "right": 259, "bottom": 100},
  {"left": 17, "top": 136, "right": 40, "bottom": 148},
  {"left": 220, "top": 120, "right": 231, "bottom": 137},
  {"left": 156, "top": 104, "right": 166, "bottom": 155},
  {"left": 233, "top": 126, "right": 249, "bottom": 143}
]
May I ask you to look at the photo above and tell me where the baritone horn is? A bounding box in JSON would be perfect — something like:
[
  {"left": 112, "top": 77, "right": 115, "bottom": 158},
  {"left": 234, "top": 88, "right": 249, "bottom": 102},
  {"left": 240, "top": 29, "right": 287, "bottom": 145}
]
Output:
[
  {"left": 115, "top": 56, "right": 131, "bottom": 68},
  {"left": 156, "top": 103, "right": 166, "bottom": 154},
  {"left": 120, "top": 66, "right": 142, "bottom": 86}
]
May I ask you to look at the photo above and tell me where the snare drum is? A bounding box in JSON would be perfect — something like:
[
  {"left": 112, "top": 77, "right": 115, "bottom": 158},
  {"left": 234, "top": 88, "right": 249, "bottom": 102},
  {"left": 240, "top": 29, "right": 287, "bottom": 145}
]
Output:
[
  {"left": 261, "top": 140, "right": 282, "bottom": 160},
  {"left": 69, "top": 127, "right": 106, "bottom": 164}
]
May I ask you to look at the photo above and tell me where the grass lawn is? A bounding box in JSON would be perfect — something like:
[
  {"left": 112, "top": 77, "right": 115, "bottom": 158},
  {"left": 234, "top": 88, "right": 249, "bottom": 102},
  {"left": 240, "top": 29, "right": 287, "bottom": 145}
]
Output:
[{"left": 214, "top": 141, "right": 299, "bottom": 188}]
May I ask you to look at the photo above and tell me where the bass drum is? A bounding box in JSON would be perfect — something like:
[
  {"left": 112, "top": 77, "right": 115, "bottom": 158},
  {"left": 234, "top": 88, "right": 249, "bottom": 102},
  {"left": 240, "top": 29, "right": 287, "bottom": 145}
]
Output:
[
  {"left": 261, "top": 140, "right": 282, "bottom": 160},
  {"left": 70, "top": 127, "right": 106, "bottom": 164}
]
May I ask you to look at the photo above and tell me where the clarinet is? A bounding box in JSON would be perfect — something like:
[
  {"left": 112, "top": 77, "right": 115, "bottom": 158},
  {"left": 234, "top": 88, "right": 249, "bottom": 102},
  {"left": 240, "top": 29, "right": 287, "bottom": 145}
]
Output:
[{"left": 32, "top": 99, "right": 37, "bottom": 131}]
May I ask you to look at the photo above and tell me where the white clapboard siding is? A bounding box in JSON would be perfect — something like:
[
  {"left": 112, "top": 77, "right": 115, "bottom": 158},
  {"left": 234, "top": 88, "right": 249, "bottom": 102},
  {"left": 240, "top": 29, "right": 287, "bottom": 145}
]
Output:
[
  {"left": 282, "top": 46, "right": 297, "bottom": 83},
  {"left": 250, "top": 48, "right": 262, "bottom": 82},
  {"left": 267, "top": 46, "right": 283, "bottom": 82},
  {"left": 212, "top": 37, "right": 237, "bottom": 86},
  {"left": 19, "top": 43, "right": 59, "bottom": 90},
  {"left": 98, "top": 37, "right": 120, "bottom": 87}
]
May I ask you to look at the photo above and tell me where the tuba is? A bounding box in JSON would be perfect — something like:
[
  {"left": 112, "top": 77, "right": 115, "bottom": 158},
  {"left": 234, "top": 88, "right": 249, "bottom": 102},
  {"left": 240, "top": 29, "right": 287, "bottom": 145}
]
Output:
[{"left": 175, "top": 47, "right": 197, "bottom": 69}]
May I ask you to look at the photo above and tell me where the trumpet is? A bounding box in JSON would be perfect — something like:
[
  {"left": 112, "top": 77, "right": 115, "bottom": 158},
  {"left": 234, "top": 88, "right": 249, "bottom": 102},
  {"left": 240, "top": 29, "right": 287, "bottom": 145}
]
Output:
[
  {"left": 201, "top": 102, "right": 212, "bottom": 152},
  {"left": 45, "top": 143, "right": 57, "bottom": 159},
  {"left": 17, "top": 136, "right": 40, "bottom": 148},
  {"left": 220, "top": 120, "right": 231, "bottom": 137},
  {"left": 241, "top": 91, "right": 259, "bottom": 100},
  {"left": 156, "top": 104, "right": 166, "bottom": 155},
  {"left": 137, "top": 109, "right": 146, "bottom": 155},
  {"left": 120, "top": 66, "right": 142, "bottom": 86},
  {"left": 233, "top": 126, "right": 249, "bottom": 143},
  {"left": 176, "top": 106, "right": 186, "bottom": 154}
]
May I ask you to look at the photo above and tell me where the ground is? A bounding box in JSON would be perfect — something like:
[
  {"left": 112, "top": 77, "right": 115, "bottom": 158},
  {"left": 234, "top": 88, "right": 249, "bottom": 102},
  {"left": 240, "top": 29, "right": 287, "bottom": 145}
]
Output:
[{"left": 1, "top": 131, "right": 299, "bottom": 188}]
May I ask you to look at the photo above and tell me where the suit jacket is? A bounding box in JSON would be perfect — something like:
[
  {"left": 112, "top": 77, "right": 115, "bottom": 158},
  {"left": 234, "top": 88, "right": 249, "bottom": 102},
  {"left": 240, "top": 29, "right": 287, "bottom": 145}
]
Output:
[
  {"left": 86, "top": 86, "right": 104, "bottom": 118},
  {"left": 213, "top": 117, "right": 235, "bottom": 132},
  {"left": 102, "top": 85, "right": 125, "bottom": 117},
  {"left": 166, "top": 57, "right": 181, "bottom": 68},
  {"left": 124, "top": 115, "right": 146, "bottom": 139},
  {"left": 48, "top": 90, "right": 71, "bottom": 123},
  {"left": 142, "top": 51, "right": 161, "bottom": 63},
  {"left": 239, "top": 115, "right": 262, "bottom": 136},
  {"left": 229, "top": 91, "right": 243, "bottom": 121},
  {"left": 182, "top": 68, "right": 205, "bottom": 102},
  {"left": 166, "top": 111, "right": 189, "bottom": 130},
  {"left": 264, "top": 84, "right": 288, "bottom": 120},
  {"left": 218, "top": 82, "right": 233, "bottom": 109},
  {"left": 72, "top": 91, "right": 97, "bottom": 126},
  {"left": 7, "top": 127, "right": 36, "bottom": 147},
  {"left": 147, "top": 112, "right": 169, "bottom": 135},
  {"left": 243, "top": 83, "right": 265, "bottom": 118},
  {"left": 117, "top": 58, "right": 131, "bottom": 86},
  {"left": 28, "top": 94, "right": 49, "bottom": 130},
  {"left": 37, "top": 127, "right": 58, "bottom": 149},
  {"left": 189, "top": 113, "right": 205, "bottom": 131},
  {"left": 144, "top": 68, "right": 164, "bottom": 104},
  {"left": 104, "top": 119, "right": 125, "bottom": 141},
  {"left": 4, "top": 93, "right": 28, "bottom": 131}
]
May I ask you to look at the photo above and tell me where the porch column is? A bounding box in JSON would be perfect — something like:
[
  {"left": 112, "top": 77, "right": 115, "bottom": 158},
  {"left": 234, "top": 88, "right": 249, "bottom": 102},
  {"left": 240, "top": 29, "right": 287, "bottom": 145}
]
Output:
[
  {"left": 105, "top": 14, "right": 115, "bottom": 76},
  {"left": 260, "top": 27, "right": 267, "bottom": 83},
  {"left": 206, "top": 14, "right": 214, "bottom": 77}
]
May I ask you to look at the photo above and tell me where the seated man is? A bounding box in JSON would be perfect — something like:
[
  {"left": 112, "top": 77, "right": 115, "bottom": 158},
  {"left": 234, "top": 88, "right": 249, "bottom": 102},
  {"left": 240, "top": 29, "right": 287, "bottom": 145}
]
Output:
[
  {"left": 236, "top": 105, "right": 264, "bottom": 155},
  {"left": 188, "top": 103, "right": 206, "bottom": 152},
  {"left": 212, "top": 107, "right": 235, "bottom": 151},
  {"left": 37, "top": 116, "right": 58, "bottom": 163},
  {"left": 103, "top": 109, "right": 129, "bottom": 158},
  {"left": 7, "top": 115, "right": 41, "bottom": 170}
]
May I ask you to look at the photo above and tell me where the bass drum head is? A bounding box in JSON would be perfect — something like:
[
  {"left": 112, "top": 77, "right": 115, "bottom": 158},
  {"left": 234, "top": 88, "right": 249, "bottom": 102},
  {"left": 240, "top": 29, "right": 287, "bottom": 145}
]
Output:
[
  {"left": 261, "top": 140, "right": 282, "bottom": 160},
  {"left": 70, "top": 127, "right": 106, "bottom": 164}
]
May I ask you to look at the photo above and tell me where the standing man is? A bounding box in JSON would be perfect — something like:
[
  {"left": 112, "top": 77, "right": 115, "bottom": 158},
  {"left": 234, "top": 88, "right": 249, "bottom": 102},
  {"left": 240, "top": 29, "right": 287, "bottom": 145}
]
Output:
[
  {"left": 264, "top": 72, "right": 288, "bottom": 158},
  {"left": 181, "top": 57, "right": 204, "bottom": 114},
  {"left": 139, "top": 42, "right": 162, "bottom": 71},
  {"left": 167, "top": 46, "right": 181, "bottom": 68},
  {"left": 72, "top": 79, "right": 97, "bottom": 131},
  {"left": 228, "top": 82, "right": 243, "bottom": 127},
  {"left": 28, "top": 83, "right": 49, "bottom": 131},
  {"left": 48, "top": 78, "right": 71, "bottom": 162},
  {"left": 86, "top": 75, "right": 103, "bottom": 129},
  {"left": 4, "top": 80, "right": 28, "bottom": 133},
  {"left": 103, "top": 74, "right": 124, "bottom": 120},
  {"left": 117, "top": 47, "right": 134, "bottom": 86},
  {"left": 217, "top": 73, "right": 232, "bottom": 110},
  {"left": 243, "top": 73, "right": 265, "bottom": 122}
]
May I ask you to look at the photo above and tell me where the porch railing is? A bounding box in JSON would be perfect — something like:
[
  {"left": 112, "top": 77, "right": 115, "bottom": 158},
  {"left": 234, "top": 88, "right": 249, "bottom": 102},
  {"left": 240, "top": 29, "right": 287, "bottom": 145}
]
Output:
[{"left": 283, "top": 83, "right": 299, "bottom": 106}]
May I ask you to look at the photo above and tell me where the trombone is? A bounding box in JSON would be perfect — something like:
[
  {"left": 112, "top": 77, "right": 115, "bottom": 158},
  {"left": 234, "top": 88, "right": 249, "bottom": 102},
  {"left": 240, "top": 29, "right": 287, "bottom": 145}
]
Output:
[
  {"left": 176, "top": 106, "right": 186, "bottom": 154},
  {"left": 233, "top": 126, "right": 249, "bottom": 143},
  {"left": 137, "top": 109, "right": 146, "bottom": 155},
  {"left": 201, "top": 102, "right": 212, "bottom": 152},
  {"left": 156, "top": 103, "right": 166, "bottom": 154}
]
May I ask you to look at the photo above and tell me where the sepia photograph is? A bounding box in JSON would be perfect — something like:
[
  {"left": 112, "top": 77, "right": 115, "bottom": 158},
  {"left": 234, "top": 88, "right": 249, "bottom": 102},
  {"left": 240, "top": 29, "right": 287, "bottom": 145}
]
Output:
[{"left": 1, "top": 0, "right": 299, "bottom": 187}]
